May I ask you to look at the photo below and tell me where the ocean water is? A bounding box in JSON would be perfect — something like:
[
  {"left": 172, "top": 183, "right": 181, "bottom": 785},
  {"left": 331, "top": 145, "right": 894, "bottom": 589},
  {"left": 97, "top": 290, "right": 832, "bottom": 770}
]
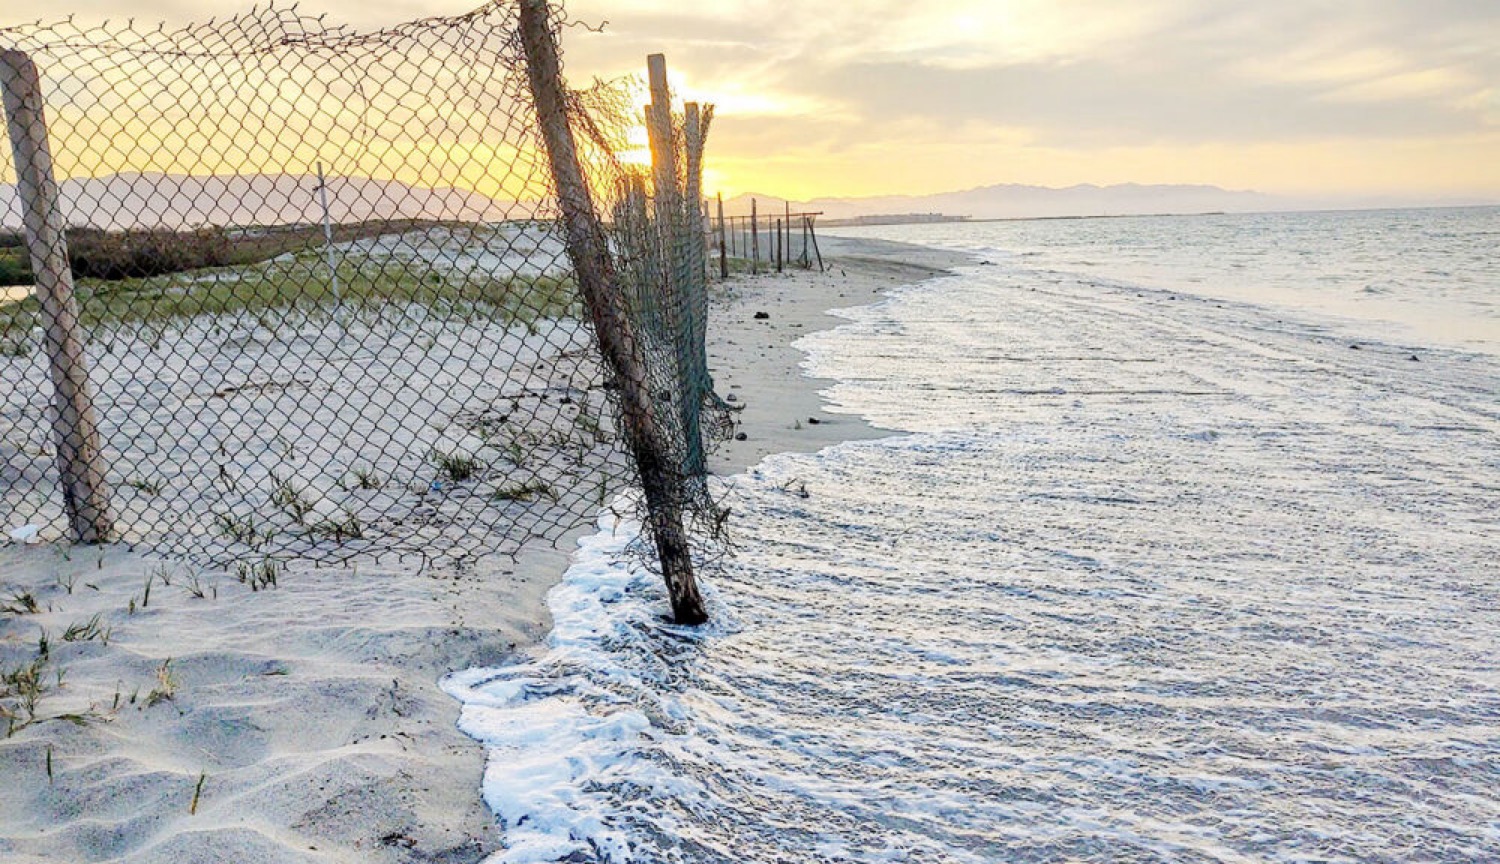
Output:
[
  {"left": 448, "top": 208, "right": 1500, "bottom": 863},
  {"left": 833, "top": 207, "right": 1500, "bottom": 356}
]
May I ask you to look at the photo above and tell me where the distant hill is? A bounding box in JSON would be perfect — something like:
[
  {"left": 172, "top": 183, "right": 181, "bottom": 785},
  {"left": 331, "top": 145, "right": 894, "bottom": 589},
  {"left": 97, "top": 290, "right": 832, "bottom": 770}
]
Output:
[
  {"left": 721, "top": 183, "right": 1279, "bottom": 221},
  {"left": 8, "top": 174, "right": 1491, "bottom": 232},
  {"left": 721, "top": 183, "right": 1500, "bottom": 222},
  {"left": 0, "top": 172, "right": 525, "bottom": 230}
]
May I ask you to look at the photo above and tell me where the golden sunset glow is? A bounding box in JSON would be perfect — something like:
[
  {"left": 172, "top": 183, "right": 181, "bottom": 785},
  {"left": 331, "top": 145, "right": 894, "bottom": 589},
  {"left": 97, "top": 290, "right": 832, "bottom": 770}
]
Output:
[
  {"left": 561, "top": 0, "right": 1500, "bottom": 205},
  {"left": 4, "top": 0, "right": 1497, "bottom": 207}
]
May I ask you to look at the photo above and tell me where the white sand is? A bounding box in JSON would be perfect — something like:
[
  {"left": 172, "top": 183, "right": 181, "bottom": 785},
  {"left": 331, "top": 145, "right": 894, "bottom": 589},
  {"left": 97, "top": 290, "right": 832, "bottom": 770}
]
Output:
[{"left": 0, "top": 236, "right": 964, "bottom": 863}]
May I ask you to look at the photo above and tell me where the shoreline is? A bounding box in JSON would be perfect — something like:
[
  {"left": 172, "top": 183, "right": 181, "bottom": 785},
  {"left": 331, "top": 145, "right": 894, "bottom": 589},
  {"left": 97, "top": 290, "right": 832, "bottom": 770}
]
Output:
[
  {"left": 707, "top": 235, "right": 972, "bottom": 475},
  {"left": 0, "top": 236, "right": 965, "bottom": 863}
]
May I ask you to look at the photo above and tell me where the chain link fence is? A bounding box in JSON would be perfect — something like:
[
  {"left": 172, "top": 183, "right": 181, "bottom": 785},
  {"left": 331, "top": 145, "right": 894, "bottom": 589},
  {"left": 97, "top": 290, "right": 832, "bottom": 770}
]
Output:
[{"left": 1, "top": 1, "right": 725, "bottom": 587}]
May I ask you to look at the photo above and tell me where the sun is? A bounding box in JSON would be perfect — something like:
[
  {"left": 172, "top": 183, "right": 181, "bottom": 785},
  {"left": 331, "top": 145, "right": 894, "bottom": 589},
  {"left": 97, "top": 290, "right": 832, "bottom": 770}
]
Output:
[{"left": 617, "top": 123, "right": 652, "bottom": 168}]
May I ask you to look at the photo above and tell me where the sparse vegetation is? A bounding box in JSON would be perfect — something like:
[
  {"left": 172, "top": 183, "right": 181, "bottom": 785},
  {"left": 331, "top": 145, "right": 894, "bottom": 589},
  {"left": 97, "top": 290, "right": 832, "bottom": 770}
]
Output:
[
  {"left": 190, "top": 771, "right": 207, "bottom": 815},
  {"left": 124, "top": 477, "right": 165, "bottom": 496},
  {"left": 574, "top": 405, "right": 608, "bottom": 443},
  {"left": 2, "top": 591, "right": 42, "bottom": 615},
  {"left": 0, "top": 332, "right": 30, "bottom": 357},
  {"left": 430, "top": 449, "right": 482, "bottom": 483},
  {"left": 184, "top": 570, "right": 213, "bottom": 600},
  {"left": 346, "top": 464, "right": 384, "bottom": 490},
  {"left": 0, "top": 236, "right": 29, "bottom": 287},
  {"left": 144, "top": 658, "right": 177, "bottom": 707},
  {"left": 61, "top": 613, "right": 109, "bottom": 644},
  {"left": 311, "top": 512, "right": 363, "bottom": 541},
  {"left": 270, "top": 477, "right": 316, "bottom": 522},
  {"left": 0, "top": 221, "right": 579, "bottom": 340},
  {"left": 502, "top": 439, "right": 530, "bottom": 466},
  {"left": 235, "top": 558, "right": 281, "bottom": 592},
  {"left": 493, "top": 480, "right": 556, "bottom": 503},
  {"left": 66, "top": 227, "right": 234, "bottom": 281},
  {"left": 1, "top": 653, "right": 50, "bottom": 736},
  {"left": 213, "top": 511, "right": 264, "bottom": 547},
  {"left": 0, "top": 627, "right": 86, "bottom": 737}
]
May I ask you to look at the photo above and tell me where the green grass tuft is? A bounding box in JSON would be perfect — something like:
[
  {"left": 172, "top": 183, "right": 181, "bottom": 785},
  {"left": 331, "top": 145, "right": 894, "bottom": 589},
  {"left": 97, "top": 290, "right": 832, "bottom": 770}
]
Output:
[{"left": 492, "top": 480, "right": 556, "bottom": 503}]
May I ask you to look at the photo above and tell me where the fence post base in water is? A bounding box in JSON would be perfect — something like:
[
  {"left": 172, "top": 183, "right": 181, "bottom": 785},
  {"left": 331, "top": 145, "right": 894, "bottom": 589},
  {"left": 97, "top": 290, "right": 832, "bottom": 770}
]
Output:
[
  {"left": 2, "top": 49, "right": 113, "bottom": 544},
  {"left": 518, "top": 0, "right": 707, "bottom": 625}
]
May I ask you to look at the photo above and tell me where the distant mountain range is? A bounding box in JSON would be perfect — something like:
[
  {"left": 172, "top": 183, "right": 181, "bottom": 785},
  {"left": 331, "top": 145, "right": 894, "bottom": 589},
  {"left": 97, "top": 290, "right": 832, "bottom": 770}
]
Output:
[
  {"left": 5, "top": 174, "right": 1494, "bottom": 232},
  {"left": 0, "top": 172, "right": 522, "bottom": 230},
  {"left": 720, "top": 183, "right": 1499, "bottom": 222}
]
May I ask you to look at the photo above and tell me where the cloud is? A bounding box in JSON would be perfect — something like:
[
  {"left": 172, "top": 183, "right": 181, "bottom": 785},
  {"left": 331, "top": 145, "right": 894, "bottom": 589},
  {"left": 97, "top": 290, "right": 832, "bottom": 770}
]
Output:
[{"left": 3, "top": 0, "right": 1497, "bottom": 196}]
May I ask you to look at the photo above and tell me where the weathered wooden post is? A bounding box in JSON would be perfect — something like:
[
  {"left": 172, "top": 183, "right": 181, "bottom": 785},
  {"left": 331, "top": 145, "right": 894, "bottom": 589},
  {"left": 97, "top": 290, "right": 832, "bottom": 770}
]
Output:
[
  {"left": 518, "top": 0, "right": 706, "bottom": 624},
  {"left": 716, "top": 192, "right": 728, "bottom": 278},
  {"left": 750, "top": 198, "right": 759, "bottom": 275},
  {"left": 643, "top": 61, "right": 706, "bottom": 478},
  {"left": 644, "top": 54, "right": 679, "bottom": 271},
  {"left": 677, "top": 98, "right": 709, "bottom": 478},
  {"left": 801, "top": 214, "right": 809, "bottom": 268},
  {"left": 809, "top": 215, "right": 825, "bottom": 271},
  {"left": 613, "top": 173, "right": 653, "bottom": 326},
  {"left": 683, "top": 102, "right": 707, "bottom": 282},
  {"left": 784, "top": 200, "right": 791, "bottom": 269},
  {"left": 775, "top": 218, "right": 783, "bottom": 273},
  {"left": 2, "top": 50, "right": 113, "bottom": 544}
]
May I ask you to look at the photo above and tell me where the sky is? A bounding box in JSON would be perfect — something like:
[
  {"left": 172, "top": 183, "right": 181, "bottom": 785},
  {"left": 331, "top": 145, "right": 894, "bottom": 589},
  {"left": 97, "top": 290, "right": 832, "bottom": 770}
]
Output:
[{"left": 4, "top": 0, "right": 1498, "bottom": 202}]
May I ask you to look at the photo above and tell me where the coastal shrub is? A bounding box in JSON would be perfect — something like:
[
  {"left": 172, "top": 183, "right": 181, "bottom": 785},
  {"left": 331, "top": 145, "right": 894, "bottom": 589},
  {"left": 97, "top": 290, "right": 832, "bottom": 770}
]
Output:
[
  {"left": 66, "top": 227, "right": 234, "bottom": 280},
  {"left": 0, "top": 248, "right": 31, "bottom": 286}
]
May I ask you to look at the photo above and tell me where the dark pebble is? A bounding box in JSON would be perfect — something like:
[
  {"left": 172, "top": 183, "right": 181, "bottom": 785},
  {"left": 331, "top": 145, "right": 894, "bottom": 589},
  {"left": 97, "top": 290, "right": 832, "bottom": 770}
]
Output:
[{"left": 753, "top": 311, "right": 770, "bottom": 320}]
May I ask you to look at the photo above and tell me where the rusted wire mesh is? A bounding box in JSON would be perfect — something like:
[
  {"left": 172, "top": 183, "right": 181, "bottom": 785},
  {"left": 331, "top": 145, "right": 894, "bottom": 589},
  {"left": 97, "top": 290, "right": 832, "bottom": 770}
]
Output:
[{"left": 0, "top": 2, "right": 723, "bottom": 572}]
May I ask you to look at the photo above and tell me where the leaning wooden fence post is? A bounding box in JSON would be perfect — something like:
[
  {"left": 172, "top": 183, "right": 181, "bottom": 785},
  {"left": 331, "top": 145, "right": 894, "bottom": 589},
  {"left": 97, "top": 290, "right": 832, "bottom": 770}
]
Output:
[
  {"left": 517, "top": 0, "right": 707, "bottom": 625},
  {"left": 809, "top": 215, "right": 825, "bottom": 272},
  {"left": 2, "top": 50, "right": 113, "bottom": 544}
]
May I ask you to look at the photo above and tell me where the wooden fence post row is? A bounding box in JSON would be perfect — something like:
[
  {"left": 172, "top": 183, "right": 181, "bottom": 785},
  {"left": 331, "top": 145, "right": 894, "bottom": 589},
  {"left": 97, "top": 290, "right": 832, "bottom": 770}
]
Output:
[
  {"left": 517, "top": 0, "right": 707, "bottom": 625},
  {"left": 1, "top": 49, "right": 114, "bottom": 544},
  {"left": 710, "top": 206, "right": 827, "bottom": 275}
]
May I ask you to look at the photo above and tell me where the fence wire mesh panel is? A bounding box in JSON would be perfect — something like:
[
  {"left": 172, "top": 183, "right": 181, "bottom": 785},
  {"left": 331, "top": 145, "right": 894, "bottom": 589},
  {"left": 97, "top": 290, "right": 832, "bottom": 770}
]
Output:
[
  {"left": 0, "top": 2, "right": 723, "bottom": 572},
  {"left": 602, "top": 85, "right": 731, "bottom": 506}
]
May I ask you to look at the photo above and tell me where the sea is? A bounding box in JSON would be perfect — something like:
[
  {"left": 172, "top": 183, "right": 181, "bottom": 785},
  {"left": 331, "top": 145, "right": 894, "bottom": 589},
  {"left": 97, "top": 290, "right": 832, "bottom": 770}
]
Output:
[{"left": 446, "top": 206, "right": 1500, "bottom": 863}]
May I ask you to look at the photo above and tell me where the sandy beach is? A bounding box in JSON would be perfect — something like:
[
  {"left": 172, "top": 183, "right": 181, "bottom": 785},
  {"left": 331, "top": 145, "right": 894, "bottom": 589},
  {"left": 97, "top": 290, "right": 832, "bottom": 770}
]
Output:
[{"left": 0, "top": 237, "right": 966, "bottom": 863}]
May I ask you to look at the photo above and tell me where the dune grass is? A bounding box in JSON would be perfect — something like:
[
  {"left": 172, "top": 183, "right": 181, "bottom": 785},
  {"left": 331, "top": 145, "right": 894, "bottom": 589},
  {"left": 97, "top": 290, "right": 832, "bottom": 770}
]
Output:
[
  {"left": 0, "top": 223, "right": 578, "bottom": 340},
  {"left": 0, "top": 246, "right": 29, "bottom": 287}
]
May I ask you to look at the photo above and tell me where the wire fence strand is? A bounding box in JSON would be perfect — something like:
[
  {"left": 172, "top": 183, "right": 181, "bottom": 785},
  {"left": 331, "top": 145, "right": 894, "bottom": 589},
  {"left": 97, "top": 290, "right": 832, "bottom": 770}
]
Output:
[{"left": 1, "top": 2, "right": 725, "bottom": 575}]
